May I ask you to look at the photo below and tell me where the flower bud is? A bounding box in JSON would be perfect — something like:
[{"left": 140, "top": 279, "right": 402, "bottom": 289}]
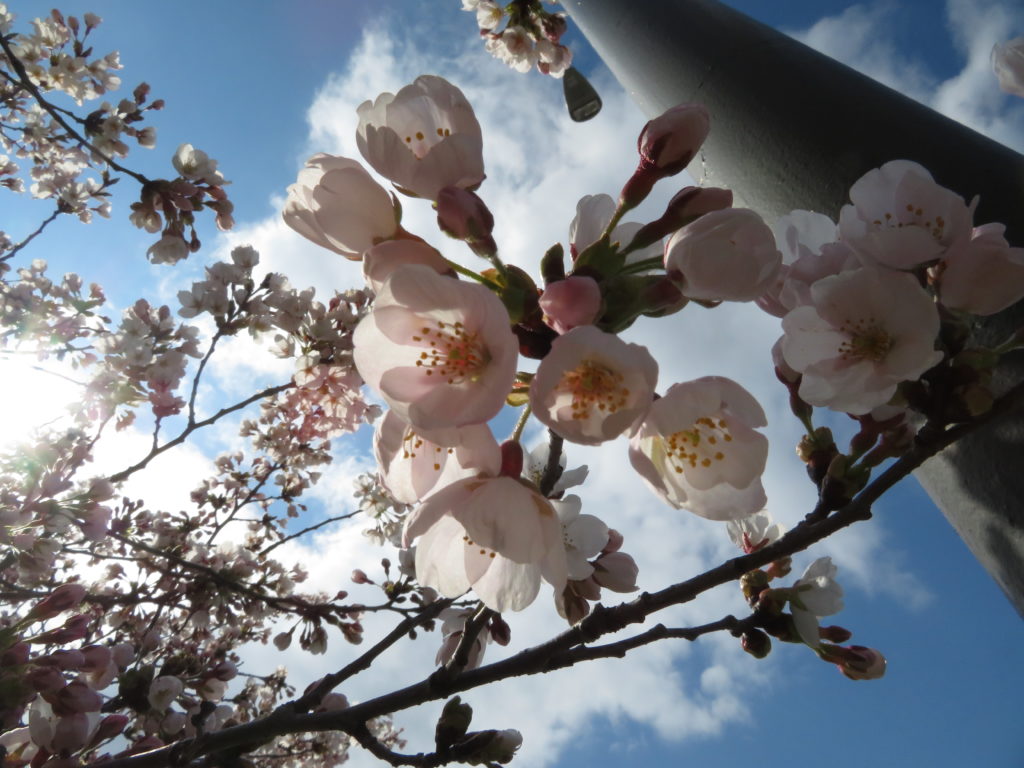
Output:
[
  {"left": 627, "top": 186, "right": 733, "bottom": 251},
  {"left": 437, "top": 186, "right": 497, "bottom": 257},
  {"left": 27, "top": 584, "right": 86, "bottom": 621},
  {"left": 741, "top": 628, "right": 772, "bottom": 659},
  {"left": 539, "top": 276, "right": 602, "bottom": 335},
  {"left": 499, "top": 440, "right": 524, "bottom": 479},
  {"left": 435, "top": 696, "right": 474, "bottom": 750},
  {"left": 619, "top": 104, "right": 710, "bottom": 209},
  {"left": 591, "top": 552, "right": 638, "bottom": 592}
]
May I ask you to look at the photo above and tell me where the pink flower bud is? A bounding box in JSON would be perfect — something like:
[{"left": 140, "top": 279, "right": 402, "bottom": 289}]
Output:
[
  {"left": 28, "top": 665, "right": 67, "bottom": 693},
  {"left": 591, "top": 552, "right": 639, "bottom": 592},
  {"left": 602, "top": 529, "right": 624, "bottom": 554},
  {"left": 627, "top": 186, "right": 733, "bottom": 251},
  {"left": 638, "top": 104, "right": 710, "bottom": 175},
  {"left": 539, "top": 276, "right": 602, "bottom": 335},
  {"left": 28, "top": 584, "right": 86, "bottom": 621},
  {"left": 50, "top": 680, "right": 102, "bottom": 715},
  {"left": 273, "top": 631, "right": 293, "bottom": 651},
  {"left": 52, "top": 713, "right": 98, "bottom": 752},
  {"left": 620, "top": 104, "right": 711, "bottom": 208},
  {"left": 1, "top": 642, "right": 30, "bottom": 666},
  {"left": 39, "top": 651, "right": 85, "bottom": 671},
  {"left": 351, "top": 569, "right": 370, "bottom": 584},
  {"left": 436, "top": 186, "right": 497, "bottom": 256},
  {"left": 31, "top": 614, "right": 91, "bottom": 644},
  {"left": 833, "top": 645, "right": 887, "bottom": 680},
  {"left": 93, "top": 713, "right": 129, "bottom": 743},
  {"left": 499, "top": 440, "right": 524, "bottom": 479},
  {"left": 209, "top": 661, "right": 237, "bottom": 681}
]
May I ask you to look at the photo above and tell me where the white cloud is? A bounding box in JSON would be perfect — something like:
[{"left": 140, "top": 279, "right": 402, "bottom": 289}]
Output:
[{"left": 790, "top": 0, "right": 1024, "bottom": 152}]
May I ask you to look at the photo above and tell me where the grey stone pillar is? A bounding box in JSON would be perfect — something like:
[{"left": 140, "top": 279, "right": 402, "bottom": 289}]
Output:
[{"left": 566, "top": 0, "right": 1024, "bottom": 615}]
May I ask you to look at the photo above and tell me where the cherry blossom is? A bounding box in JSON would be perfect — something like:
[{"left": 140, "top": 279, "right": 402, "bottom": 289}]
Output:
[
  {"left": 354, "top": 265, "right": 518, "bottom": 432},
  {"left": 664, "top": 208, "right": 782, "bottom": 302},
  {"left": 758, "top": 210, "right": 862, "bottom": 317},
  {"left": 283, "top": 154, "right": 400, "bottom": 259},
  {"left": 530, "top": 325, "right": 658, "bottom": 445},
  {"left": 838, "top": 160, "right": 974, "bottom": 270},
  {"left": 992, "top": 37, "right": 1024, "bottom": 97},
  {"left": 373, "top": 410, "right": 501, "bottom": 504},
  {"left": 356, "top": 75, "right": 485, "bottom": 200},
  {"left": 539, "top": 276, "right": 602, "bottom": 334},
  {"left": 936, "top": 223, "right": 1024, "bottom": 316},
  {"left": 789, "top": 557, "right": 845, "bottom": 647},
  {"left": 781, "top": 267, "right": 943, "bottom": 415},
  {"left": 362, "top": 239, "right": 453, "bottom": 294},
  {"left": 727, "top": 510, "right": 785, "bottom": 554},
  {"left": 568, "top": 193, "right": 662, "bottom": 265},
  {"left": 404, "top": 476, "right": 569, "bottom": 612},
  {"left": 552, "top": 495, "right": 609, "bottom": 579},
  {"left": 629, "top": 376, "right": 768, "bottom": 520}
]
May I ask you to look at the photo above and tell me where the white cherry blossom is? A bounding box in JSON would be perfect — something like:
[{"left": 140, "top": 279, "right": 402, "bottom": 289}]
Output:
[
  {"left": 530, "top": 325, "right": 658, "bottom": 445},
  {"left": 404, "top": 476, "right": 568, "bottom": 612},
  {"left": 992, "top": 37, "right": 1024, "bottom": 97},
  {"left": 356, "top": 75, "right": 485, "bottom": 200},
  {"left": 781, "top": 267, "right": 943, "bottom": 415},
  {"left": 838, "top": 160, "right": 974, "bottom": 270},
  {"left": 353, "top": 265, "right": 518, "bottom": 432},
  {"left": 552, "top": 495, "right": 609, "bottom": 579},
  {"left": 664, "top": 208, "right": 782, "bottom": 302},
  {"left": 283, "top": 154, "right": 399, "bottom": 259},
  {"left": 629, "top": 376, "right": 768, "bottom": 520},
  {"left": 937, "top": 223, "right": 1024, "bottom": 316},
  {"left": 790, "top": 557, "right": 844, "bottom": 647},
  {"left": 373, "top": 410, "right": 501, "bottom": 504}
]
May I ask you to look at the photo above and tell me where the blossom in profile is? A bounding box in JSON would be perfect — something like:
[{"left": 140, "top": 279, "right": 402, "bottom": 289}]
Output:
[
  {"left": 838, "top": 160, "right": 974, "bottom": 270},
  {"left": 936, "top": 223, "right": 1024, "bottom": 316},
  {"left": 789, "top": 557, "right": 844, "bottom": 647},
  {"left": 665, "top": 208, "right": 782, "bottom": 302},
  {"left": 403, "top": 476, "right": 568, "bottom": 612},
  {"left": 568, "top": 193, "right": 662, "bottom": 266},
  {"left": 373, "top": 410, "right": 500, "bottom": 504},
  {"left": 629, "top": 376, "right": 768, "bottom": 520},
  {"left": 727, "top": 510, "right": 785, "bottom": 553},
  {"left": 362, "top": 239, "right": 453, "bottom": 294},
  {"left": 992, "top": 37, "right": 1024, "bottom": 97},
  {"left": 530, "top": 325, "right": 658, "bottom": 445},
  {"left": 552, "top": 495, "right": 609, "bottom": 579},
  {"left": 283, "top": 154, "right": 399, "bottom": 260},
  {"left": 781, "top": 267, "right": 943, "bottom": 415},
  {"left": 356, "top": 75, "right": 485, "bottom": 200},
  {"left": 353, "top": 265, "right": 517, "bottom": 432}
]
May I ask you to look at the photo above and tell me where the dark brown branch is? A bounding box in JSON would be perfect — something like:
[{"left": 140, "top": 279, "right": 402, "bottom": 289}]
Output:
[
  {"left": 2, "top": 206, "right": 63, "bottom": 262},
  {"left": 105, "top": 383, "right": 292, "bottom": 484},
  {"left": 259, "top": 511, "right": 360, "bottom": 557},
  {"left": 0, "top": 34, "right": 149, "bottom": 184}
]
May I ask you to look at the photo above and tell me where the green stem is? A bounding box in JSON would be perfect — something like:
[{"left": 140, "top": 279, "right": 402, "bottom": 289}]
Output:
[{"left": 511, "top": 404, "right": 532, "bottom": 442}]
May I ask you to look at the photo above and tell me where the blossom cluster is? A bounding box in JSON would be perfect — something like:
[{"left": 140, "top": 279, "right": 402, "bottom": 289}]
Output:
[{"left": 461, "top": 0, "right": 573, "bottom": 78}]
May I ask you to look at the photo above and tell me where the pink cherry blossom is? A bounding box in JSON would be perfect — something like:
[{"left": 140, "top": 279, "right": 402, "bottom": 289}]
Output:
[
  {"left": 781, "top": 267, "right": 943, "bottom": 415},
  {"left": 362, "top": 239, "right": 453, "bottom": 294},
  {"left": 356, "top": 75, "right": 485, "bottom": 200},
  {"left": 664, "top": 208, "right": 782, "bottom": 302},
  {"left": 353, "top": 265, "right": 518, "bottom": 432},
  {"left": 403, "top": 476, "right": 568, "bottom": 612},
  {"left": 373, "top": 410, "right": 501, "bottom": 504},
  {"left": 937, "top": 223, "right": 1024, "bottom": 316},
  {"left": 530, "top": 325, "right": 658, "bottom": 445},
  {"left": 629, "top": 376, "right": 768, "bottom": 520},
  {"left": 992, "top": 37, "right": 1024, "bottom": 97},
  {"left": 837, "top": 160, "right": 974, "bottom": 270},
  {"left": 539, "top": 276, "right": 602, "bottom": 334},
  {"left": 790, "top": 557, "right": 844, "bottom": 647},
  {"left": 283, "top": 154, "right": 399, "bottom": 260}
]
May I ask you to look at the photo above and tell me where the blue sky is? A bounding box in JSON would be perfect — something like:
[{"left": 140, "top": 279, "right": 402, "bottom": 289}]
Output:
[{"left": 4, "top": 1, "right": 1023, "bottom": 767}]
